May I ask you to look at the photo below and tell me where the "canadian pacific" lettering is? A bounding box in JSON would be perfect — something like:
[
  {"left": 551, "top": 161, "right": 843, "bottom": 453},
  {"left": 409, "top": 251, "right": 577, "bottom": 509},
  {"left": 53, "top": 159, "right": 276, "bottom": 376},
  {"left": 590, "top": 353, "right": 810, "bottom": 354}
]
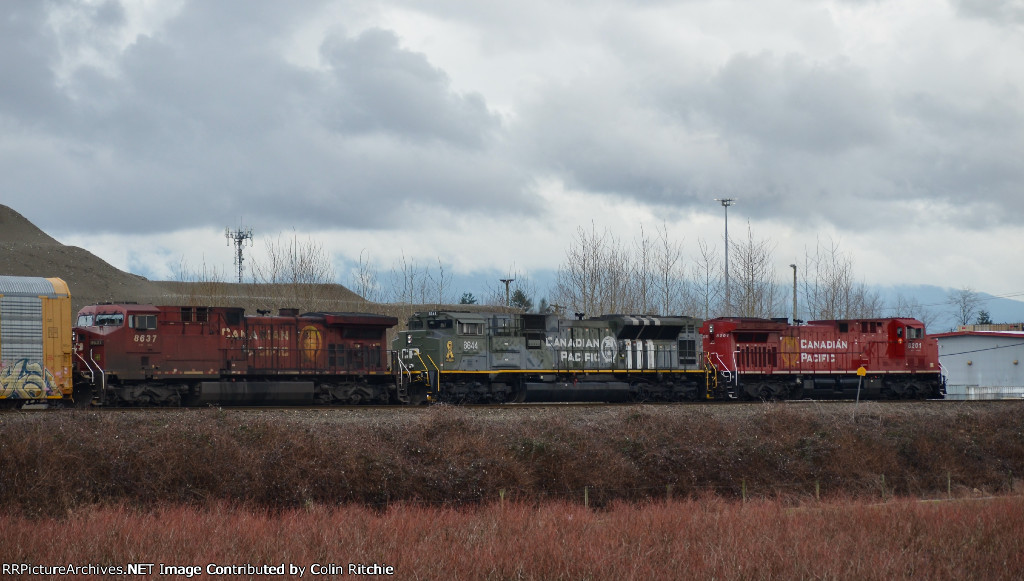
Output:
[{"left": 799, "top": 339, "right": 848, "bottom": 350}]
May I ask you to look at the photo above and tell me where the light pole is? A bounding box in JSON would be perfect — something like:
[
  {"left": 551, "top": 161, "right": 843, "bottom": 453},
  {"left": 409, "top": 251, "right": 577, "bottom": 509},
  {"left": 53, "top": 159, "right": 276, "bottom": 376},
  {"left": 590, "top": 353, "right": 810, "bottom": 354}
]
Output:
[
  {"left": 790, "top": 263, "right": 798, "bottom": 324},
  {"left": 500, "top": 278, "right": 515, "bottom": 307},
  {"left": 715, "top": 198, "right": 735, "bottom": 316}
]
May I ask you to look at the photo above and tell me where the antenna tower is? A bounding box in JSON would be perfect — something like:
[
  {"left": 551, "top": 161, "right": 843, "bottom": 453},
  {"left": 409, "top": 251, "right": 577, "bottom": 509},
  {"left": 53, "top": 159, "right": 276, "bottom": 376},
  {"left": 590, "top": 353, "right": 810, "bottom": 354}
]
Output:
[{"left": 225, "top": 225, "right": 254, "bottom": 283}]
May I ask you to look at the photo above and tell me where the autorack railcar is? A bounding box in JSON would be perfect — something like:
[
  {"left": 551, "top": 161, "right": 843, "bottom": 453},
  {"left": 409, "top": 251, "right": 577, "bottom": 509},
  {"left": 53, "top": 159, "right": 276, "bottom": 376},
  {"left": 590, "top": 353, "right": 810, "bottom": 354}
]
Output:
[{"left": 0, "top": 275, "right": 77, "bottom": 407}]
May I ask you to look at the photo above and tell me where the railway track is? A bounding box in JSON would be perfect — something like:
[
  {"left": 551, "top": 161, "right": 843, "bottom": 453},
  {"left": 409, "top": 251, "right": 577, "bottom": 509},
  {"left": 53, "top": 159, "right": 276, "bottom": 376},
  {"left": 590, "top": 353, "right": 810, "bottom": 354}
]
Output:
[{"left": 5, "top": 397, "right": 1013, "bottom": 413}]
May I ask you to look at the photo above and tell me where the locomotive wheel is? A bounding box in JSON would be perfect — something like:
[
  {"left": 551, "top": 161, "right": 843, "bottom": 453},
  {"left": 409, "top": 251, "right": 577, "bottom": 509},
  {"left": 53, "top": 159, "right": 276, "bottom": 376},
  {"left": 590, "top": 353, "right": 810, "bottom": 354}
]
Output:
[{"left": 903, "top": 382, "right": 921, "bottom": 400}]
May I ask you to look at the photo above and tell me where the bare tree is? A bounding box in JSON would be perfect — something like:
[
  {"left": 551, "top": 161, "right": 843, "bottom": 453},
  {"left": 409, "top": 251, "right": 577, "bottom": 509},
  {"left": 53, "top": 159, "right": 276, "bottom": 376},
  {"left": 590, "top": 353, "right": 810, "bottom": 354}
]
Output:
[
  {"left": 250, "top": 233, "right": 337, "bottom": 310},
  {"left": 428, "top": 258, "right": 453, "bottom": 306},
  {"left": 387, "top": 251, "right": 421, "bottom": 304},
  {"left": 173, "top": 255, "right": 229, "bottom": 305},
  {"left": 801, "top": 237, "right": 883, "bottom": 320},
  {"left": 891, "top": 293, "right": 938, "bottom": 329},
  {"left": 350, "top": 249, "right": 382, "bottom": 303},
  {"left": 949, "top": 287, "right": 982, "bottom": 327},
  {"left": 691, "top": 238, "right": 722, "bottom": 319},
  {"left": 252, "top": 233, "right": 336, "bottom": 286},
  {"left": 731, "top": 222, "right": 782, "bottom": 318},
  {"left": 551, "top": 223, "right": 612, "bottom": 316},
  {"left": 652, "top": 222, "right": 691, "bottom": 316}
]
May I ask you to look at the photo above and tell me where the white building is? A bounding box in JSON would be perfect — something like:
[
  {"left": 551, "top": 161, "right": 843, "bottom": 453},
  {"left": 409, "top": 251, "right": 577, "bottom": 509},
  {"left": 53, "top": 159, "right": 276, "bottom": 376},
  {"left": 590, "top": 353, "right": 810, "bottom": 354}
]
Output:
[{"left": 935, "top": 331, "right": 1024, "bottom": 399}]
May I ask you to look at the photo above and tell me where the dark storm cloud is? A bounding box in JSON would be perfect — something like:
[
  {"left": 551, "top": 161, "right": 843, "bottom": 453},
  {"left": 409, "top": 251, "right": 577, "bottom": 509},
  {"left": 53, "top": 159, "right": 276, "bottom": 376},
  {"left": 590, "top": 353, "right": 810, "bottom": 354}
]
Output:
[
  {"left": 954, "top": 0, "right": 1024, "bottom": 24},
  {"left": 703, "top": 53, "right": 891, "bottom": 155},
  {"left": 0, "top": 1, "right": 64, "bottom": 123},
  {"left": 0, "top": 0, "right": 526, "bottom": 237},
  {"left": 320, "top": 28, "right": 499, "bottom": 148},
  {"left": 513, "top": 33, "right": 1024, "bottom": 232},
  {"left": 513, "top": 52, "right": 893, "bottom": 212}
]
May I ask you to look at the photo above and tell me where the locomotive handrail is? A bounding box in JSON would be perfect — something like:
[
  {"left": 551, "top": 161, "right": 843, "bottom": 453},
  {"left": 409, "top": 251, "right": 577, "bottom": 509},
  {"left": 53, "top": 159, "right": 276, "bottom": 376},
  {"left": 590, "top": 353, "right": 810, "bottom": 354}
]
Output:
[
  {"left": 74, "top": 350, "right": 95, "bottom": 384},
  {"left": 710, "top": 352, "right": 734, "bottom": 384},
  {"left": 90, "top": 349, "right": 107, "bottom": 405},
  {"left": 394, "top": 353, "right": 412, "bottom": 388}
]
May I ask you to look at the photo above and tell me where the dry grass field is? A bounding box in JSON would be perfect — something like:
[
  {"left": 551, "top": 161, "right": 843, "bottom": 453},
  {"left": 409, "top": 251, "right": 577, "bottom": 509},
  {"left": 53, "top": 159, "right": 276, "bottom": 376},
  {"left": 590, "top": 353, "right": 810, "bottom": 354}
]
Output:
[
  {"left": 1, "top": 497, "right": 1022, "bottom": 580},
  {"left": 2, "top": 402, "right": 1023, "bottom": 514},
  {"left": 2, "top": 401, "right": 1023, "bottom": 578}
]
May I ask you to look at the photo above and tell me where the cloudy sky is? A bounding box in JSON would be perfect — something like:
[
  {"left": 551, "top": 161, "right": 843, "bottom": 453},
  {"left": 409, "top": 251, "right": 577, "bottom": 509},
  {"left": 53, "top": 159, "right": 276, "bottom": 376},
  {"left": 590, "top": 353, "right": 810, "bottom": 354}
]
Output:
[{"left": 3, "top": 0, "right": 1023, "bottom": 304}]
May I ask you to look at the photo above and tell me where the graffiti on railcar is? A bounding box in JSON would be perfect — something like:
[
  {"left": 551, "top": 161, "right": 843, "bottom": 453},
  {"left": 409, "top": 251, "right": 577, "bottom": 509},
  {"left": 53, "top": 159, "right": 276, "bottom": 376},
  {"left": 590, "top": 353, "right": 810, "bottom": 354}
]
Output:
[{"left": 0, "top": 359, "right": 58, "bottom": 399}]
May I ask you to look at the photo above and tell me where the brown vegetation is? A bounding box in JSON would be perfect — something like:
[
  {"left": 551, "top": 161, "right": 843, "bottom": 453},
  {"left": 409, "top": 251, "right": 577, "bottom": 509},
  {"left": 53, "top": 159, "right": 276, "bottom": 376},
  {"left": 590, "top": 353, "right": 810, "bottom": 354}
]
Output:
[
  {"left": 1, "top": 497, "right": 1022, "bottom": 580},
  {"left": 1, "top": 402, "right": 1022, "bottom": 516}
]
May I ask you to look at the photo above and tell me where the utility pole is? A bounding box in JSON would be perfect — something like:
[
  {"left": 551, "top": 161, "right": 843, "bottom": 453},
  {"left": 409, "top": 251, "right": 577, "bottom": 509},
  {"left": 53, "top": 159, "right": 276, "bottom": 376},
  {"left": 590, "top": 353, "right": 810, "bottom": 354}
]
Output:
[
  {"left": 715, "top": 198, "right": 735, "bottom": 316},
  {"left": 225, "top": 225, "right": 254, "bottom": 283},
  {"left": 499, "top": 278, "right": 515, "bottom": 307}
]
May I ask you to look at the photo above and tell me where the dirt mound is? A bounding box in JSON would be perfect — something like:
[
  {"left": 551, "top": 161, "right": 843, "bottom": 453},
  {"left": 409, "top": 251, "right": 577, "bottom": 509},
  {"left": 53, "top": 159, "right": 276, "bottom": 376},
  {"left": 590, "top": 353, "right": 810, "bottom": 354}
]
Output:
[{"left": 0, "top": 205, "right": 367, "bottom": 314}]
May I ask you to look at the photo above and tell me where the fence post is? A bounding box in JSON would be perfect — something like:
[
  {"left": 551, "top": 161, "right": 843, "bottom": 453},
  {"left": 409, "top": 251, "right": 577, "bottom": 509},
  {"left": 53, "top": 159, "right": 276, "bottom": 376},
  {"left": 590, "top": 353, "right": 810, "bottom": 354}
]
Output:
[
  {"left": 742, "top": 478, "right": 747, "bottom": 503},
  {"left": 881, "top": 475, "right": 886, "bottom": 500},
  {"left": 584, "top": 486, "right": 589, "bottom": 508},
  {"left": 815, "top": 479, "right": 820, "bottom": 501},
  {"left": 947, "top": 473, "right": 951, "bottom": 499},
  {"left": 500, "top": 488, "right": 506, "bottom": 507}
]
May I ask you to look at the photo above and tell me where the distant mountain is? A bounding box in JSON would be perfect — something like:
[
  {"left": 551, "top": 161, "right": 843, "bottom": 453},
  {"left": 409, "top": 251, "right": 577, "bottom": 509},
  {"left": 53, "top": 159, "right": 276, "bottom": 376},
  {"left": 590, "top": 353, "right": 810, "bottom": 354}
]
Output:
[{"left": 878, "top": 284, "right": 1024, "bottom": 332}]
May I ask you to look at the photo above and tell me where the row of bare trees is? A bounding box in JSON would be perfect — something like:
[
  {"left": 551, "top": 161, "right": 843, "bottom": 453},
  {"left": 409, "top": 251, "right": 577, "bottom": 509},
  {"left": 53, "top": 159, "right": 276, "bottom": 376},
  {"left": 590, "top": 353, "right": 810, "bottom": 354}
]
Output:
[
  {"left": 549, "top": 222, "right": 935, "bottom": 324},
  {"left": 175, "top": 227, "right": 987, "bottom": 329}
]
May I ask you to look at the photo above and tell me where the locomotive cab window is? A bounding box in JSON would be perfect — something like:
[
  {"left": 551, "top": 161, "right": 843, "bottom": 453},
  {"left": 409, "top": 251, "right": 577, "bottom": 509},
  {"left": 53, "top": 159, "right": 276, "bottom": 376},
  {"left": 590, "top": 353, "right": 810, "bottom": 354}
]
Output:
[
  {"left": 427, "top": 319, "right": 453, "bottom": 329},
  {"left": 77, "top": 314, "right": 94, "bottom": 327},
  {"left": 907, "top": 327, "right": 923, "bottom": 340},
  {"left": 458, "top": 322, "right": 484, "bottom": 335},
  {"left": 95, "top": 313, "right": 124, "bottom": 327},
  {"left": 129, "top": 315, "right": 157, "bottom": 330}
]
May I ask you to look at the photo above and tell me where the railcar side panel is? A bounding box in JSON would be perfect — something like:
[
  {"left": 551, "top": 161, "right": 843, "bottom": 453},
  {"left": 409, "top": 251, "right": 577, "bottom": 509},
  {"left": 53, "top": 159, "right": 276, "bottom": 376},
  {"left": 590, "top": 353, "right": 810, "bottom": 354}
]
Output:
[{"left": 0, "top": 276, "right": 73, "bottom": 404}]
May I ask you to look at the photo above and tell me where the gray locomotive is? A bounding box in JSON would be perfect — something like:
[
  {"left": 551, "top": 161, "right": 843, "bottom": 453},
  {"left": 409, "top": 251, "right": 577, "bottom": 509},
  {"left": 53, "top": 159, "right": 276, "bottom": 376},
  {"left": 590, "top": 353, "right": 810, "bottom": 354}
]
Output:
[{"left": 394, "top": 310, "right": 723, "bottom": 403}]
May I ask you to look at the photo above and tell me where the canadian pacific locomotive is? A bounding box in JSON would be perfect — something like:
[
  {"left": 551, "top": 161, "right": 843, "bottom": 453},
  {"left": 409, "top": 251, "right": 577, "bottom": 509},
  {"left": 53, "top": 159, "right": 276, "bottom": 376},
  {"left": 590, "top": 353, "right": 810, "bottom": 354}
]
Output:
[
  {"left": 0, "top": 274, "right": 945, "bottom": 408},
  {"left": 72, "top": 303, "right": 409, "bottom": 406},
  {"left": 394, "top": 310, "right": 718, "bottom": 403},
  {"left": 701, "top": 317, "right": 945, "bottom": 400}
]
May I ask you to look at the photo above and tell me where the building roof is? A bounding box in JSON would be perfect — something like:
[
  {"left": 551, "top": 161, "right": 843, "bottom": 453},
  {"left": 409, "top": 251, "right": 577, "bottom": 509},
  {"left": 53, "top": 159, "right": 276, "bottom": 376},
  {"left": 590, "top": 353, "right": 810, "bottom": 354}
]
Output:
[{"left": 933, "top": 331, "right": 1024, "bottom": 340}]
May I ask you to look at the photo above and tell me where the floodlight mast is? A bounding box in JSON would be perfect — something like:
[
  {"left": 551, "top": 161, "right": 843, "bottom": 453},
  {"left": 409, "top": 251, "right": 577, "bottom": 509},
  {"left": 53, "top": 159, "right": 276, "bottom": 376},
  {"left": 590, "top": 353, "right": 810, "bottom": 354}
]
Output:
[
  {"left": 225, "top": 226, "right": 254, "bottom": 283},
  {"left": 715, "top": 198, "right": 735, "bottom": 316},
  {"left": 500, "top": 278, "right": 515, "bottom": 307}
]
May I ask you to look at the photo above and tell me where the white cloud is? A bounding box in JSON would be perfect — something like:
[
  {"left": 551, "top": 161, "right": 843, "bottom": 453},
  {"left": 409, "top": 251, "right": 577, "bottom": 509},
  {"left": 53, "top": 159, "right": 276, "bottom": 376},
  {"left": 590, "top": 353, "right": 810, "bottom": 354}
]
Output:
[{"left": 3, "top": 0, "right": 1024, "bottom": 301}]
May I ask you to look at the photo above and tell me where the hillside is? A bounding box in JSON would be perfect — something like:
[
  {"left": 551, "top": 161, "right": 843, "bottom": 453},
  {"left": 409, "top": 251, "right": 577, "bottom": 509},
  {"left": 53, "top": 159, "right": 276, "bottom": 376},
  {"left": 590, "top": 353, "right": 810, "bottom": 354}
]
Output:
[{"left": 0, "top": 205, "right": 368, "bottom": 315}]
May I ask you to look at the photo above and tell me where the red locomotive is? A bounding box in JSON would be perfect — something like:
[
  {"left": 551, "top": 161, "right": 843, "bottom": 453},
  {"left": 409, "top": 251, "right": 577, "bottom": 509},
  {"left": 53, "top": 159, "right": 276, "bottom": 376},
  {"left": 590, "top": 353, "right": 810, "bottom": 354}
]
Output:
[
  {"left": 72, "top": 303, "right": 411, "bottom": 406},
  {"left": 700, "top": 317, "right": 945, "bottom": 400}
]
